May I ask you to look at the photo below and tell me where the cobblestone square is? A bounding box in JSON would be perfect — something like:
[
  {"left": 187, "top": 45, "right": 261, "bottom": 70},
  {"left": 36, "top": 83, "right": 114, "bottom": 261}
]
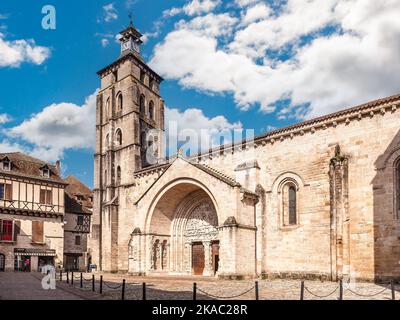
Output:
[{"left": 1, "top": 272, "right": 396, "bottom": 300}]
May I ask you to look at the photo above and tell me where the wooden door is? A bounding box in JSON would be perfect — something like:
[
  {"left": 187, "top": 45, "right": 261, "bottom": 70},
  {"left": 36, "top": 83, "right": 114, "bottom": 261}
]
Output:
[{"left": 192, "top": 243, "right": 205, "bottom": 275}]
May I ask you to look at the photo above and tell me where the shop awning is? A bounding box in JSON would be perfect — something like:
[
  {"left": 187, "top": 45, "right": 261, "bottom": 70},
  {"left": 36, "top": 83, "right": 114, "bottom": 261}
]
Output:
[{"left": 14, "top": 248, "right": 56, "bottom": 257}]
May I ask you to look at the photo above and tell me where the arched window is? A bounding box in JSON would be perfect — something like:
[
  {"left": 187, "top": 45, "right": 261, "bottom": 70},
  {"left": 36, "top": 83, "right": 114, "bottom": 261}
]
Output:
[
  {"left": 149, "top": 101, "right": 154, "bottom": 120},
  {"left": 105, "top": 133, "right": 110, "bottom": 148},
  {"left": 116, "top": 129, "right": 122, "bottom": 146},
  {"left": 117, "top": 92, "right": 123, "bottom": 112},
  {"left": 116, "top": 166, "right": 121, "bottom": 185},
  {"left": 105, "top": 97, "right": 110, "bottom": 120},
  {"left": 140, "top": 94, "right": 145, "bottom": 114},
  {"left": 282, "top": 182, "right": 298, "bottom": 226},
  {"left": 149, "top": 79, "right": 154, "bottom": 91},
  {"left": 288, "top": 186, "right": 297, "bottom": 225},
  {"left": 140, "top": 70, "right": 146, "bottom": 83}
]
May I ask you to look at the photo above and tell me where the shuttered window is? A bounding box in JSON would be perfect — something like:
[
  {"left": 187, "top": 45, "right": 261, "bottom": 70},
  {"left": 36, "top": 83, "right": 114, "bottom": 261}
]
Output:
[
  {"left": 0, "top": 220, "right": 13, "bottom": 241},
  {"left": 39, "top": 189, "right": 52, "bottom": 204},
  {"left": 0, "top": 183, "right": 12, "bottom": 200},
  {"left": 32, "top": 221, "right": 44, "bottom": 243}
]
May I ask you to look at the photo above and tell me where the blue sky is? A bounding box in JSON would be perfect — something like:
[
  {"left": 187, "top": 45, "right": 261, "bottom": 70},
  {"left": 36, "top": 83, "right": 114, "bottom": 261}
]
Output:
[{"left": 1, "top": 0, "right": 400, "bottom": 188}]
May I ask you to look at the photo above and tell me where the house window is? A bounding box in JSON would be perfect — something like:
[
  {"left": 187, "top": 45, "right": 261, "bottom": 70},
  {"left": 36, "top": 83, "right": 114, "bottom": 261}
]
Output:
[
  {"left": 32, "top": 221, "right": 44, "bottom": 244},
  {"left": 116, "top": 129, "right": 123, "bottom": 146},
  {"left": 75, "top": 235, "right": 81, "bottom": 246},
  {"left": 149, "top": 79, "right": 154, "bottom": 90},
  {"left": 2, "top": 159, "right": 11, "bottom": 171},
  {"left": 117, "top": 92, "right": 123, "bottom": 112},
  {"left": 149, "top": 101, "right": 155, "bottom": 120},
  {"left": 40, "top": 189, "right": 53, "bottom": 205},
  {"left": 42, "top": 167, "right": 50, "bottom": 178},
  {"left": 0, "top": 220, "right": 13, "bottom": 242},
  {"left": 0, "top": 183, "right": 12, "bottom": 200},
  {"left": 140, "top": 94, "right": 146, "bottom": 114},
  {"left": 282, "top": 182, "right": 298, "bottom": 226},
  {"left": 77, "top": 215, "right": 84, "bottom": 226}
]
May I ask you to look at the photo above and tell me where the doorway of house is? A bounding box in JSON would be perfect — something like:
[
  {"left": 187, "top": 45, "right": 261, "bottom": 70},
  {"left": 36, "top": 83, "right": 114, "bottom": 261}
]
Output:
[
  {"left": 0, "top": 254, "right": 5, "bottom": 271},
  {"left": 14, "top": 255, "right": 31, "bottom": 272},
  {"left": 192, "top": 243, "right": 205, "bottom": 275}
]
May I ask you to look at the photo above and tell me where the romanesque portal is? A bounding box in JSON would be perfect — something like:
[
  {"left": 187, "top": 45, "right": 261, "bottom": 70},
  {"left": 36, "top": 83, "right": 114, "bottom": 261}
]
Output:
[{"left": 129, "top": 185, "right": 221, "bottom": 276}]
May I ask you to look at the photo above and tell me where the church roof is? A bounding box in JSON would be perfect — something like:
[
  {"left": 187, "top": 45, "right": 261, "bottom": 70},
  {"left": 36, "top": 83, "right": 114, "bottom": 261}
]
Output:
[
  {"left": 189, "top": 92, "right": 400, "bottom": 159},
  {"left": 256, "top": 92, "right": 400, "bottom": 141},
  {"left": 133, "top": 156, "right": 257, "bottom": 205}
]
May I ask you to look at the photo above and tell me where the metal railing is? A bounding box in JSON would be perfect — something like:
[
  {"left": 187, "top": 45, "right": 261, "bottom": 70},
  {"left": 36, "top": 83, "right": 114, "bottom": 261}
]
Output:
[{"left": 57, "top": 272, "right": 397, "bottom": 301}]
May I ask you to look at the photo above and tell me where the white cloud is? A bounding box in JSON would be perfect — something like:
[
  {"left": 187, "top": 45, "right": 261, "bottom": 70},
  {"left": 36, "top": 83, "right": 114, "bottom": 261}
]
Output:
[
  {"left": 164, "top": 0, "right": 222, "bottom": 18},
  {"left": 101, "top": 3, "right": 118, "bottom": 23},
  {"left": 0, "top": 33, "right": 51, "bottom": 68},
  {"left": 0, "top": 140, "right": 26, "bottom": 153},
  {"left": 7, "top": 91, "right": 97, "bottom": 161},
  {"left": 184, "top": 0, "right": 222, "bottom": 16},
  {"left": 165, "top": 106, "right": 242, "bottom": 155},
  {"left": 235, "top": 0, "right": 261, "bottom": 8},
  {"left": 240, "top": 3, "right": 271, "bottom": 26},
  {"left": 0, "top": 114, "right": 11, "bottom": 124},
  {"left": 151, "top": 0, "right": 400, "bottom": 119}
]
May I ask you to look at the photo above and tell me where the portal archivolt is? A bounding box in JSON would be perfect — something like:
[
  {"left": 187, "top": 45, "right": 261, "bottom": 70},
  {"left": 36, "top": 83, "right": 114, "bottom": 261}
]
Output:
[{"left": 145, "top": 184, "right": 220, "bottom": 276}]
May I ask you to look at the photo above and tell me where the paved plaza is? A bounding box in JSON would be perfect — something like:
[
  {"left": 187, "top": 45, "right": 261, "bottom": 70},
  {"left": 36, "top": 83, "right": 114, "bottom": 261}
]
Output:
[
  {"left": 0, "top": 272, "right": 84, "bottom": 300},
  {"left": 0, "top": 272, "right": 398, "bottom": 300}
]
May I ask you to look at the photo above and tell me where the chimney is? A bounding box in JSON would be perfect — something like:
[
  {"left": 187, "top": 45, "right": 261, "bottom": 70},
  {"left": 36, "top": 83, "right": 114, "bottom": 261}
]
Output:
[{"left": 55, "top": 160, "right": 61, "bottom": 175}]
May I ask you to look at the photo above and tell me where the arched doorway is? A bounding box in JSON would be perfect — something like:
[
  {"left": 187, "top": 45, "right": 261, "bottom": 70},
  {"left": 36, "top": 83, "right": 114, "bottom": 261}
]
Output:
[
  {"left": 0, "top": 254, "right": 5, "bottom": 272},
  {"left": 145, "top": 182, "right": 220, "bottom": 276}
]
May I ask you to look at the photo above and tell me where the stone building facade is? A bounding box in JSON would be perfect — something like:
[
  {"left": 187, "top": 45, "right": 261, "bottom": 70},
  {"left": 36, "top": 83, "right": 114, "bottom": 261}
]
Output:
[
  {"left": 63, "top": 176, "right": 92, "bottom": 271},
  {"left": 90, "top": 23, "right": 400, "bottom": 281},
  {"left": 0, "top": 153, "right": 66, "bottom": 272}
]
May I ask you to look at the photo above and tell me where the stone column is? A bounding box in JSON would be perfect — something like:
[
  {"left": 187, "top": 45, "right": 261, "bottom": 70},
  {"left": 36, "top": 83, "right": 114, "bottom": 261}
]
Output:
[
  {"left": 184, "top": 242, "right": 191, "bottom": 274},
  {"left": 329, "top": 145, "right": 349, "bottom": 281},
  {"left": 203, "top": 241, "right": 213, "bottom": 276}
]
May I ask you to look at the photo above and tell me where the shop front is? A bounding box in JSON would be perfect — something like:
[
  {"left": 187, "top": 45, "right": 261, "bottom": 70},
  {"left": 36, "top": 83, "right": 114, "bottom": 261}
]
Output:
[{"left": 14, "top": 248, "right": 56, "bottom": 272}]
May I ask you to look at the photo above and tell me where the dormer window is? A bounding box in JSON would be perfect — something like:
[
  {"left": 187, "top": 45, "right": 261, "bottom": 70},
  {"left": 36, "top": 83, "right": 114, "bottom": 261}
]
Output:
[
  {"left": 41, "top": 165, "right": 50, "bottom": 178},
  {"left": 2, "top": 158, "right": 11, "bottom": 171}
]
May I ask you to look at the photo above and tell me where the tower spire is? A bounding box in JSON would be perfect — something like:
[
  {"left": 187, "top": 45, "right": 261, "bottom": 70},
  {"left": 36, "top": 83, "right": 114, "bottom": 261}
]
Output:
[
  {"left": 118, "top": 15, "right": 143, "bottom": 56},
  {"left": 128, "top": 12, "right": 133, "bottom": 27}
]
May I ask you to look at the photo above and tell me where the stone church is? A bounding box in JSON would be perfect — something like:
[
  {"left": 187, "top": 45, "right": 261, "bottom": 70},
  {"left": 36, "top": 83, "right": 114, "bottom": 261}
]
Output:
[{"left": 90, "top": 22, "right": 400, "bottom": 281}]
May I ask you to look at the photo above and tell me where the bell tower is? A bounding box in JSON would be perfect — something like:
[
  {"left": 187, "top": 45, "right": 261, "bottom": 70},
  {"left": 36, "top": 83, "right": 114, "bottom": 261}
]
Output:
[{"left": 91, "top": 21, "right": 164, "bottom": 272}]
